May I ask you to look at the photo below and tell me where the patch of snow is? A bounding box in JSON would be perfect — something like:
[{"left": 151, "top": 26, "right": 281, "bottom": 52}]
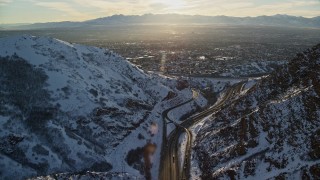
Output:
[{"left": 178, "top": 132, "right": 187, "bottom": 171}]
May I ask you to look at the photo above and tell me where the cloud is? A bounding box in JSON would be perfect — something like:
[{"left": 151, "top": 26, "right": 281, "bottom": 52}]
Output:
[
  {"left": 34, "top": 1, "right": 93, "bottom": 20},
  {"left": 2, "top": 0, "right": 319, "bottom": 24},
  {"left": 0, "top": 0, "right": 12, "bottom": 6},
  {"left": 25, "top": 0, "right": 320, "bottom": 19},
  {"left": 229, "top": 0, "right": 320, "bottom": 17},
  {"left": 150, "top": 3, "right": 168, "bottom": 11},
  {"left": 70, "top": 0, "right": 152, "bottom": 15},
  {"left": 174, "top": 0, "right": 320, "bottom": 17}
]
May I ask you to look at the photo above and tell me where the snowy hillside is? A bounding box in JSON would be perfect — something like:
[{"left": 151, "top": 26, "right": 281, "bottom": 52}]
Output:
[
  {"left": 193, "top": 44, "right": 320, "bottom": 179},
  {"left": 0, "top": 35, "right": 205, "bottom": 179}
]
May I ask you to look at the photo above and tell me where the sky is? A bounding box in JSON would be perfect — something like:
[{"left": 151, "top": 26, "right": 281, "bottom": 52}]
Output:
[{"left": 0, "top": 0, "right": 320, "bottom": 24}]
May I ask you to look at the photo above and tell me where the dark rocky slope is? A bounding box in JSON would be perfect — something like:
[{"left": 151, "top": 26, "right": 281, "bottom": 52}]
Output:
[{"left": 194, "top": 44, "right": 320, "bottom": 179}]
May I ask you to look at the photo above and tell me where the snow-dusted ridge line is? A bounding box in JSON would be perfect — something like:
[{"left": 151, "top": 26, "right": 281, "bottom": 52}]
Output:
[
  {"left": 0, "top": 35, "right": 191, "bottom": 180},
  {"left": 193, "top": 43, "right": 320, "bottom": 179}
]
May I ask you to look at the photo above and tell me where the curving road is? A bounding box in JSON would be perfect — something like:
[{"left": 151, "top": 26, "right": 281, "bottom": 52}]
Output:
[
  {"left": 159, "top": 90, "right": 198, "bottom": 180},
  {"left": 159, "top": 82, "right": 245, "bottom": 180}
]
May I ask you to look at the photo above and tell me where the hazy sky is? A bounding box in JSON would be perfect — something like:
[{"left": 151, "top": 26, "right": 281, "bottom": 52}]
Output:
[{"left": 1, "top": 0, "right": 320, "bottom": 24}]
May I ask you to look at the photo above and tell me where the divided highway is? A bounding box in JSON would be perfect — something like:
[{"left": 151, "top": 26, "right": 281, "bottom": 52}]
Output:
[{"left": 159, "top": 82, "right": 245, "bottom": 180}]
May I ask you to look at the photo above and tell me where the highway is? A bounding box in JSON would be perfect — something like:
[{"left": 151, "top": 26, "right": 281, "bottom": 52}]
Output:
[
  {"left": 159, "top": 90, "right": 197, "bottom": 180},
  {"left": 159, "top": 82, "right": 245, "bottom": 180}
]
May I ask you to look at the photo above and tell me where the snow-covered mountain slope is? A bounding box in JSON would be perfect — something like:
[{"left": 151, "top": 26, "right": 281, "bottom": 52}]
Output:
[
  {"left": 0, "top": 35, "right": 204, "bottom": 179},
  {"left": 193, "top": 44, "right": 320, "bottom": 179}
]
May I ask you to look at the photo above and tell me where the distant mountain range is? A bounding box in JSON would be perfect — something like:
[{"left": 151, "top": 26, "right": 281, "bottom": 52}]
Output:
[{"left": 2, "top": 14, "right": 320, "bottom": 30}]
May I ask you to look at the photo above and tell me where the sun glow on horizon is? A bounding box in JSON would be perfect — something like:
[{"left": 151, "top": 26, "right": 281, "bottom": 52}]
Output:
[{"left": 0, "top": 0, "right": 319, "bottom": 24}]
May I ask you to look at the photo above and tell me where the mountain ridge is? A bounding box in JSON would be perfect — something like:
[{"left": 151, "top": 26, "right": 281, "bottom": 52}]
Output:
[
  {"left": 0, "top": 35, "right": 199, "bottom": 179},
  {"left": 192, "top": 43, "right": 320, "bottom": 179},
  {"left": 2, "top": 14, "right": 320, "bottom": 30}
]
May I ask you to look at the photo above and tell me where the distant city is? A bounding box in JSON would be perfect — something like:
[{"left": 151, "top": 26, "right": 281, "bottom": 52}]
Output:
[
  {"left": 86, "top": 25, "right": 320, "bottom": 77},
  {"left": 2, "top": 24, "right": 319, "bottom": 77},
  {"left": 2, "top": 14, "right": 320, "bottom": 78}
]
